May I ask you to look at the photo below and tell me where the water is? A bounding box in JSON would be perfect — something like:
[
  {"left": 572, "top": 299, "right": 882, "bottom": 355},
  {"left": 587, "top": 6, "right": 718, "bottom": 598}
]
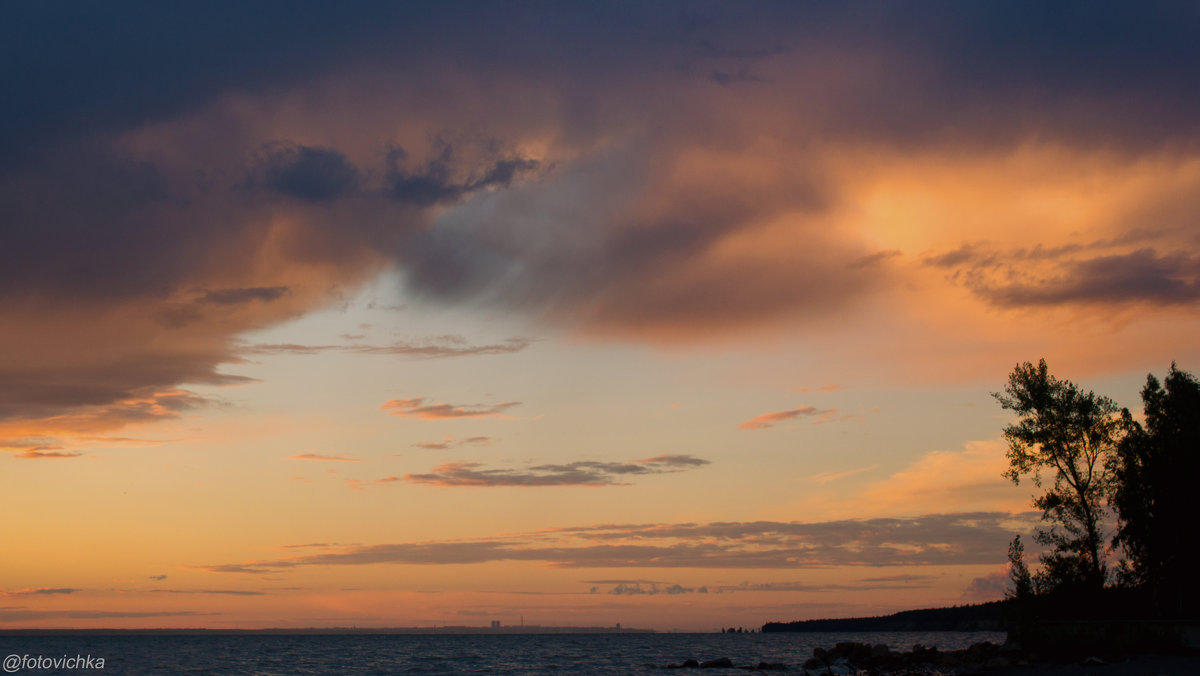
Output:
[{"left": 0, "top": 631, "right": 1006, "bottom": 674}]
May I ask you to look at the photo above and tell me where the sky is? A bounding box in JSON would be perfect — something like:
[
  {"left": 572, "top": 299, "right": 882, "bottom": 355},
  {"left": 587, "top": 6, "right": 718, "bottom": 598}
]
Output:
[{"left": 2, "top": 1, "right": 1200, "bottom": 632}]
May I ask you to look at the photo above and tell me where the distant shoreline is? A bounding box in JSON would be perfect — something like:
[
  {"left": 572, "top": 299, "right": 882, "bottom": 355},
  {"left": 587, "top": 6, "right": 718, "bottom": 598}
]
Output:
[
  {"left": 0, "top": 626, "right": 656, "bottom": 636},
  {"left": 763, "top": 600, "right": 1011, "bottom": 633}
]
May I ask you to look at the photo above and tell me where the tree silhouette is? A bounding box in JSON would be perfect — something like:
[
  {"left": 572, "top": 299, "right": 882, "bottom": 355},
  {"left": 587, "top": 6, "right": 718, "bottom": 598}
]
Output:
[
  {"left": 1006, "top": 535, "right": 1034, "bottom": 600},
  {"left": 1111, "top": 364, "right": 1200, "bottom": 616},
  {"left": 995, "top": 360, "right": 1119, "bottom": 593}
]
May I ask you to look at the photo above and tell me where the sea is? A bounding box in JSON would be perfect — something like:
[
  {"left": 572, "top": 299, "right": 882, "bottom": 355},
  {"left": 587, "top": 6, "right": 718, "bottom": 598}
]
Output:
[{"left": 0, "top": 631, "right": 1007, "bottom": 674}]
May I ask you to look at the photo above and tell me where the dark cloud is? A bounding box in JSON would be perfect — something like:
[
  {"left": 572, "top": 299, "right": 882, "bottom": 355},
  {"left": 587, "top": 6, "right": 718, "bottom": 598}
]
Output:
[
  {"left": 607, "top": 583, "right": 698, "bottom": 596},
  {"left": 5, "top": 2, "right": 1200, "bottom": 435},
  {"left": 978, "top": 249, "right": 1200, "bottom": 307},
  {"left": 927, "top": 242, "right": 1200, "bottom": 308},
  {"left": 385, "top": 144, "right": 540, "bottom": 207},
  {"left": 256, "top": 144, "right": 360, "bottom": 202},
  {"left": 199, "top": 286, "right": 291, "bottom": 306},
  {"left": 202, "top": 511, "right": 1033, "bottom": 573},
  {"left": 401, "top": 455, "right": 710, "bottom": 487}
]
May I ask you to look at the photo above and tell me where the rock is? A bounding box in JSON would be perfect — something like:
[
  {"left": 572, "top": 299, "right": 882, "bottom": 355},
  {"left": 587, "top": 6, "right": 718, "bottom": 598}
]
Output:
[
  {"left": 755, "top": 662, "right": 786, "bottom": 670},
  {"left": 802, "top": 657, "right": 824, "bottom": 670},
  {"left": 699, "top": 657, "right": 733, "bottom": 668}
]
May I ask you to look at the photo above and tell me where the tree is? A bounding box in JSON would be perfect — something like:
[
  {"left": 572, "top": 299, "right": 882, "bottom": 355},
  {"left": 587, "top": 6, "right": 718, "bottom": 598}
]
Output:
[
  {"left": 994, "top": 359, "right": 1120, "bottom": 593},
  {"left": 1110, "top": 364, "right": 1200, "bottom": 615},
  {"left": 1006, "top": 535, "right": 1034, "bottom": 600}
]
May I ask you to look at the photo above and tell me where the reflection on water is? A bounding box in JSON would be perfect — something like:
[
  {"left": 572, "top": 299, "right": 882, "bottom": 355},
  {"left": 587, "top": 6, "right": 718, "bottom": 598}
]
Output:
[{"left": 0, "top": 631, "right": 1007, "bottom": 674}]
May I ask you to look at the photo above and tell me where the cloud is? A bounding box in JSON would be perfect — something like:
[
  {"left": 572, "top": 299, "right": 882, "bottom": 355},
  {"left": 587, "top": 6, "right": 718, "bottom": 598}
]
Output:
[
  {"left": 198, "top": 286, "right": 291, "bottom": 306},
  {"left": 381, "top": 398, "right": 520, "bottom": 420},
  {"left": 607, "top": 583, "right": 698, "bottom": 596},
  {"left": 810, "top": 465, "right": 879, "bottom": 485},
  {"left": 246, "top": 336, "right": 534, "bottom": 359},
  {"left": 201, "top": 511, "right": 1032, "bottom": 574},
  {"left": 0, "top": 607, "right": 213, "bottom": 621},
  {"left": 147, "top": 589, "right": 265, "bottom": 596},
  {"left": 149, "top": 575, "right": 168, "bottom": 581},
  {"left": 0, "top": 389, "right": 214, "bottom": 458},
  {"left": 385, "top": 142, "right": 540, "bottom": 207},
  {"left": 738, "top": 406, "right": 833, "bottom": 430},
  {"left": 794, "top": 441, "right": 1036, "bottom": 519},
  {"left": 976, "top": 249, "right": 1200, "bottom": 308},
  {"left": 1, "top": 440, "right": 83, "bottom": 459},
  {"left": 288, "top": 453, "right": 362, "bottom": 462},
  {"left": 413, "top": 436, "right": 492, "bottom": 450},
  {"left": 849, "top": 250, "right": 902, "bottom": 269},
  {"left": 0, "top": 588, "right": 83, "bottom": 597},
  {"left": 13, "top": 450, "right": 83, "bottom": 459},
  {"left": 701, "top": 575, "right": 935, "bottom": 594},
  {"left": 255, "top": 144, "right": 360, "bottom": 202},
  {"left": 5, "top": 2, "right": 1200, "bottom": 439},
  {"left": 638, "top": 454, "right": 708, "bottom": 467},
  {"left": 961, "top": 567, "right": 1009, "bottom": 603},
  {"left": 401, "top": 454, "right": 710, "bottom": 487}
]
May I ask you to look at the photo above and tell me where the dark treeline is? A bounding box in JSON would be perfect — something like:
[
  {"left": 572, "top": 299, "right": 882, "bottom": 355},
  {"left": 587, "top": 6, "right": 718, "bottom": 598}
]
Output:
[
  {"left": 998, "top": 361, "right": 1200, "bottom": 623},
  {"left": 765, "top": 361, "right": 1198, "bottom": 649},
  {"left": 762, "top": 600, "right": 1012, "bottom": 633}
]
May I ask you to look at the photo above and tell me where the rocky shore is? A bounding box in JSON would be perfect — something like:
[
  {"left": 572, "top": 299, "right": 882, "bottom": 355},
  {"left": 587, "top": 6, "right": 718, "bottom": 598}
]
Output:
[{"left": 661, "top": 639, "right": 1200, "bottom": 674}]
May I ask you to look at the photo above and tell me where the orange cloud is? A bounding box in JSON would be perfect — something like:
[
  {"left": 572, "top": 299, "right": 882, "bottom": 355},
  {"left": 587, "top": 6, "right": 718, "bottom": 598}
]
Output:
[
  {"left": 786, "top": 441, "right": 1037, "bottom": 520},
  {"left": 738, "top": 406, "right": 833, "bottom": 430},
  {"left": 0, "top": 388, "right": 212, "bottom": 458},
  {"left": 381, "top": 398, "right": 520, "bottom": 420},
  {"left": 287, "top": 453, "right": 362, "bottom": 462}
]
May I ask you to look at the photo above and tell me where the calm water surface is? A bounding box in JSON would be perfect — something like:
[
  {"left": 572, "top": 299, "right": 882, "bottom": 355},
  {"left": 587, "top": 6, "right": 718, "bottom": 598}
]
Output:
[{"left": 1, "top": 631, "right": 1007, "bottom": 674}]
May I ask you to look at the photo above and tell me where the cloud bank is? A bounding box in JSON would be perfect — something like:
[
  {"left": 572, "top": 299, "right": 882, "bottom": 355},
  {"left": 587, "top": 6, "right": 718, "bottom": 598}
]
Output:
[
  {"left": 5, "top": 2, "right": 1200, "bottom": 440},
  {"left": 202, "top": 511, "right": 1035, "bottom": 574}
]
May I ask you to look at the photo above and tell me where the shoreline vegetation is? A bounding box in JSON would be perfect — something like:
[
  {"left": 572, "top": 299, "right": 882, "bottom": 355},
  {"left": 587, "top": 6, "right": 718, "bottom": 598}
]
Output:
[{"left": 750, "top": 360, "right": 1200, "bottom": 673}]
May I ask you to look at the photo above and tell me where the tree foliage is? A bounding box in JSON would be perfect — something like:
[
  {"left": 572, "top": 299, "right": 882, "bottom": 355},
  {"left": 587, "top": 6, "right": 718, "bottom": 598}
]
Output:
[
  {"left": 1006, "top": 534, "right": 1034, "bottom": 600},
  {"left": 1110, "top": 364, "right": 1200, "bottom": 614},
  {"left": 995, "top": 359, "right": 1120, "bottom": 593}
]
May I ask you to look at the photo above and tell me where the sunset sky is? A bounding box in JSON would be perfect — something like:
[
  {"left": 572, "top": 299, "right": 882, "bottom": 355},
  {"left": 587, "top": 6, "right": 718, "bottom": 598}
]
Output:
[{"left": 3, "top": 2, "right": 1200, "bottom": 632}]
